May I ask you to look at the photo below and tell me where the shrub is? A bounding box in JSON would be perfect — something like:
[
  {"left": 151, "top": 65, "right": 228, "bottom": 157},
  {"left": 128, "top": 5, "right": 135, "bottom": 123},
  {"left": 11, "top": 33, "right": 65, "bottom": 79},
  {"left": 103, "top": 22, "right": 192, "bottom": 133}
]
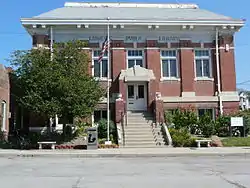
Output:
[
  {"left": 169, "top": 128, "right": 196, "bottom": 147},
  {"left": 165, "top": 108, "right": 198, "bottom": 131},
  {"left": 198, "top": 114, "right": 215, "bottom": 137},
  {"left": 214, "top": 116, "right": 230, "bottom": 137},
  {"left": 97, "top": 119, "right": 117, "bottom": 143}
]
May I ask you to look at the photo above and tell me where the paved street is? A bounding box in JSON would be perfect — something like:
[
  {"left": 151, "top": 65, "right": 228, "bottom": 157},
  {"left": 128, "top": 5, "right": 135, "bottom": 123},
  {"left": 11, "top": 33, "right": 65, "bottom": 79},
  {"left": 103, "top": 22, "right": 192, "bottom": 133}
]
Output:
[{"left": 0, "top": 155, "right": 250, "bottom": 188}]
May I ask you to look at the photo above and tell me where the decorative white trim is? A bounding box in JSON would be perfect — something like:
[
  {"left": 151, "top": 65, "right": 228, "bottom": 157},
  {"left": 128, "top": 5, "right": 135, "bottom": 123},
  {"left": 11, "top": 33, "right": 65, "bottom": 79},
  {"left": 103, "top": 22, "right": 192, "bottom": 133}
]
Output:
[
  {"left": 145, "top": 47, "right": 159, "bottom": 50},
  {"left": 112, "top": 47, "right": 125, "bottom": 50},
  {"left": 1, "top": 101, "right": 7, "bottom": 131},
  {"left": 64, "top": 2, "right": 199, "bottom": 9},
  {"left": 160, "top": 77, "right": 181, "bottom": 81},
  {"left": 195, "top": 77, "right": 214, "bottom": 81},
  {"left": 182, "top": 92, "right": 196, "bottom": 97},
  {"left": 220, "top": 91, "right": 239, "bottom": 102},
  {"left": 21, "top": 19, "right": 245, "bottom": 27},
  {"left": 95, "top": 78, "right": 112, "bottom": 82},
  {"left": 163, "top": 96, "right": 218, "bottom": 102}
]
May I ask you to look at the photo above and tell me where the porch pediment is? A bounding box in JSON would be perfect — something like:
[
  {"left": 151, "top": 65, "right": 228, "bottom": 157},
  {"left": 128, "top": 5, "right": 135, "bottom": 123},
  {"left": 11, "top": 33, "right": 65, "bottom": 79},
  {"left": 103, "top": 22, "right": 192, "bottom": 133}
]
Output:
[{"left": 119, "top": 65, "right": 155, "bottom": 82}]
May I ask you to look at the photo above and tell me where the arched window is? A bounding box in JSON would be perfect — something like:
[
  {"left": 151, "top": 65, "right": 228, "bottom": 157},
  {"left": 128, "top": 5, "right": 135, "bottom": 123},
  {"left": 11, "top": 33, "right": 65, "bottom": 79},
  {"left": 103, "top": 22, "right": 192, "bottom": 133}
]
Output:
[{"left": 1, "top": 101, "right": 6, "bottom": 131}]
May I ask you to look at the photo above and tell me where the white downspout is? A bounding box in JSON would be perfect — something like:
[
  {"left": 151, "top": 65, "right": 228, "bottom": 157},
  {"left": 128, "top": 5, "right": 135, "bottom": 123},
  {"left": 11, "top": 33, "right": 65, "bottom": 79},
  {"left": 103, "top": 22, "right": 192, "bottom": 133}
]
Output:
[
  {"left": 216, "top": 27, "right": 223, "bottom": 115},
  {"left": 50, "top": 26, "right": 54, "bottom": 61}
]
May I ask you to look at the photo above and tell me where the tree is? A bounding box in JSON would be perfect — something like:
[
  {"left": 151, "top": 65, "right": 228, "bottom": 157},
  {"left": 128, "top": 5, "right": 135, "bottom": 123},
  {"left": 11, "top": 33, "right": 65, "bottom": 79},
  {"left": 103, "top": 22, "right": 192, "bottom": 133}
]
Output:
[{"left": 10, "top": 40, "right": 104, "bottom": 127}]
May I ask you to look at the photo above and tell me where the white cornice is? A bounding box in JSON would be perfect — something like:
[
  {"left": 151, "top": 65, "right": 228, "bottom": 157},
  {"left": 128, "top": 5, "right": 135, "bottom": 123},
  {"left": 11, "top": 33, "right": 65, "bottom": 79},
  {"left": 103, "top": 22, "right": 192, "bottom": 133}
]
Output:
[
  {"left": 64, "top": 2, "right": 199, "bottom": 9},
  {"left": 21, "top": 18, "right": 245, "bottom": 27}
]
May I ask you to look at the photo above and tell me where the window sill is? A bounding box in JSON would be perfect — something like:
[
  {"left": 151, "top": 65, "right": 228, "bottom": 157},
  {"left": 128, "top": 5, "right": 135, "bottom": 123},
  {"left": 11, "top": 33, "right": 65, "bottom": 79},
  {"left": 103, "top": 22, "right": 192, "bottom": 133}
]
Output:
[
  {"left": 195, "top": 77, "right": 214, "bottom": 81},
  {"left": 94, "top": 77, "right": 112, "bottom": 82},
  {"left": 160, "top": 77, "right": 181, "bottom": 81}
]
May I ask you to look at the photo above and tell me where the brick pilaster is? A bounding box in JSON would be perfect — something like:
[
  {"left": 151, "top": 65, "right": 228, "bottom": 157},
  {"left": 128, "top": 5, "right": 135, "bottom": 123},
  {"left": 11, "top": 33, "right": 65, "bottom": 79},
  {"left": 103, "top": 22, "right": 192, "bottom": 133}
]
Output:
[
  {"left": 219, "top": 35, "right": 237, "bottom": 92},
  {"left": 179, "top": 40, "right": 195, "bottom": 95}
]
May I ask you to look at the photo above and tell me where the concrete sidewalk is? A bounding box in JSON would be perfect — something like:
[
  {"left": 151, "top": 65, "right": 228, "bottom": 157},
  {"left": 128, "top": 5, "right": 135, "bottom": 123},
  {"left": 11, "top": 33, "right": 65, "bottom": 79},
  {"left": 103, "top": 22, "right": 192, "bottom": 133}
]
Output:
[{"left": 1, "top": 147, "right": 250, "bottom": 158}]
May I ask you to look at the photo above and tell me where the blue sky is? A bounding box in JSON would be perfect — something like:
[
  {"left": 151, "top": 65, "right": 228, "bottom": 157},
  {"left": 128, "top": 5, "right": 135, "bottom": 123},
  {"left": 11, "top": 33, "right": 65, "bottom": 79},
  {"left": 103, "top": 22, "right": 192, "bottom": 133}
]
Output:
[{"left": 1, "top": 0, "right": 249, "bottom": 89}]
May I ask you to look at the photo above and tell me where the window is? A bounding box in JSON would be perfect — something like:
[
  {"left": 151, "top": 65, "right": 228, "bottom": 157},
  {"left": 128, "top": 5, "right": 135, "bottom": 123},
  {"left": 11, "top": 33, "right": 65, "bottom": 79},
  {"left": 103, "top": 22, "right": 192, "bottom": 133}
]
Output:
[
  {"left": 161, "top": 50, "right": 178, "bottom": 78},
  {"left": 93, "top": 50, "right": 108, "bottom": 78},
  {"left": 94, "top": 110, "right": 107, "bottom": 123},
  {"left": 195, "top": 50, "right": 211, "bottom": 78},
  {"left": 127, "top": 50, "right": 143, "bottom": 68},
  {"left": 198, "top": 109, "right": 215, "bottom": 120},
  {"left": 1, "top": 101, "right": 6, "bottom": 131}
]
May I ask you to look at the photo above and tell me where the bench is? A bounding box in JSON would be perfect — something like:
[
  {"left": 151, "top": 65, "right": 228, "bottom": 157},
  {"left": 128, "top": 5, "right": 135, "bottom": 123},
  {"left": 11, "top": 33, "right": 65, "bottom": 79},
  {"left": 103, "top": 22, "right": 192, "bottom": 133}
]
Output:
[
  {"left": 195, "top": 140, "right": 212, "bottom": 148},
  {"left": 38, "top": 141, "right": 56, "bottom": 150}
]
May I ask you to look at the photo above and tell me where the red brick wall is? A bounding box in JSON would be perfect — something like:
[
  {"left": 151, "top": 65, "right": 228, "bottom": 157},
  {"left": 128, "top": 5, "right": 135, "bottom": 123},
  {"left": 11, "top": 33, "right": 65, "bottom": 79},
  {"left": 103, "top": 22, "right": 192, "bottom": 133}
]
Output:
[
  {"left": 223, "top": 101, "right": 239, "bottom": 115},
  {"left": 219, "top": 35, "right": 237, "bottom": 92},
  {"left": 160, "top": 81, "right": 181, "bottom": 96},
  {"left": 111, "top": 47, "right": 126, "bottom": 94},
  {"left": 148, "top": 80, "right": 156, "bottom": 112},
  {"left": 146, "top": 46, "right": 160, "bottom": 112},
  {"left": 0, "top": 65, "right": 10, "bottom": 135},
  {"left": 195, "top": 80, "right": 215, "bottom": 96},
  {"left": 179, "top": 41, "right": 195, "bottom": 93},
  {"left": 32, "top": 35, "right": 49, "bottom": 47}
]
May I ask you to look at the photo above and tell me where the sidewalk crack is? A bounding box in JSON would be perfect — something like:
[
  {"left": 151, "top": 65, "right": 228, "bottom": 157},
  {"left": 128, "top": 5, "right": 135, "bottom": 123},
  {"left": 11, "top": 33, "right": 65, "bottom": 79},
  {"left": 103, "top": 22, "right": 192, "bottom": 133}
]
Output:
[
  {"left": 210, "top": 168, "right": 247, "bottom": 188},
  {"left": 72, "top": 177, "right": 83, "bottom": 188}
]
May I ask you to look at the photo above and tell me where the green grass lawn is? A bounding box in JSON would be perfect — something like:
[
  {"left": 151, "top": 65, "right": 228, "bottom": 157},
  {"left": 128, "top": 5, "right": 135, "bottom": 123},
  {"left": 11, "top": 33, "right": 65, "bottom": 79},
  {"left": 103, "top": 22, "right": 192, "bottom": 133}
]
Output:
[{"left": 221, "top": 137, "right": 250, "bottom": 147}]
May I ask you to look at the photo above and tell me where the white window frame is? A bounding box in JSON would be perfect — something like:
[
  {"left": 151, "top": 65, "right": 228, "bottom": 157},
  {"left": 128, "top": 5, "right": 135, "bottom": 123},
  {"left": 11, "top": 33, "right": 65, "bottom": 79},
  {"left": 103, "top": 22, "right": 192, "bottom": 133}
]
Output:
[
  {"left": 194, "top": 49, "right": 213, "bottom": 80},
  {"left": 1, "top": 101, "right": 6, "bottom": 131},
  {"left": 93, "top": 110, "right": 108, "bottom": 123},
  {"left": 160, "top": 49, "right": 180, "bottom": 81},
  {"left": 92, "top": 49, "right": 109, "bottom": 79},
  {"left": 197, "top": 108, "right": 215, "bottom": 120},
  {"left": 126, "top": 49, "right": 144, "bottom": 69}
]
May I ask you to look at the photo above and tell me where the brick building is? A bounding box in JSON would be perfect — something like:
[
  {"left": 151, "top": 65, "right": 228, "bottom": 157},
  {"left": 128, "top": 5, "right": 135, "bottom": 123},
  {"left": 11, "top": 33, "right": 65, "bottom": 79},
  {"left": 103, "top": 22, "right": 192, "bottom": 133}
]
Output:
[
  {"left": 21, "top": 2, "right": 245, "bottom": 130},
  {"left": 0, "top": 64, "right": 10, "bottom": 138}
]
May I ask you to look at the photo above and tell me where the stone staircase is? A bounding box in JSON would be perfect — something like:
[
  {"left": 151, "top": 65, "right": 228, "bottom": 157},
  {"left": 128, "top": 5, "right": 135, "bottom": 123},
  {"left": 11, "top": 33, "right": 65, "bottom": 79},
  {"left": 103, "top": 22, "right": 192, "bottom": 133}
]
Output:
[{"left": 123, "top": 111, "right": 166, "bottom": 148}]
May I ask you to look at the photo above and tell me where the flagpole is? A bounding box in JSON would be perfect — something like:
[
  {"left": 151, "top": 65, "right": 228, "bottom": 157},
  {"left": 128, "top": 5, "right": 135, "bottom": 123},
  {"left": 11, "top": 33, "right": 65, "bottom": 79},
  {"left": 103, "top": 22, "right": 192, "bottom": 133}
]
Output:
[{"left": 106, "top": 17, "right": 111, "bottom": 144}]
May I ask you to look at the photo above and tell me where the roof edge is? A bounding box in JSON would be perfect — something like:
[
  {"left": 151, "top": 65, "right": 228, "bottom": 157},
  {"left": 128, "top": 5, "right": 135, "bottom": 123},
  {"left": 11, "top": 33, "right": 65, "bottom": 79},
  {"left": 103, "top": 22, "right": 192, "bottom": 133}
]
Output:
[
  {"left": 64, "top": 2, "right": 199, "bottom": 9},
  {"left": 20, "top": 18, "right": 245, "bottom": 27}
]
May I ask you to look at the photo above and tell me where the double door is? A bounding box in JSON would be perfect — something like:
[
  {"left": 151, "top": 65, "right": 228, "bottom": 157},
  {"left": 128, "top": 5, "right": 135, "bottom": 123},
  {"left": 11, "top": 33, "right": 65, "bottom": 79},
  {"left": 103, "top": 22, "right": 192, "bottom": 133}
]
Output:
[{"left": 127, "top": 83, "right": 147, "bottom": 111}]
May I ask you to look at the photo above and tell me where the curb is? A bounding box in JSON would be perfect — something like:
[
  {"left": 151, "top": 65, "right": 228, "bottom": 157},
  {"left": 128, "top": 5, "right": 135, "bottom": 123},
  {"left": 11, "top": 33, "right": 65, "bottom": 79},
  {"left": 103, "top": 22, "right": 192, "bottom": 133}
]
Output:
[{"left": 0, "top": 152, "right": 250, "bottom": 158}]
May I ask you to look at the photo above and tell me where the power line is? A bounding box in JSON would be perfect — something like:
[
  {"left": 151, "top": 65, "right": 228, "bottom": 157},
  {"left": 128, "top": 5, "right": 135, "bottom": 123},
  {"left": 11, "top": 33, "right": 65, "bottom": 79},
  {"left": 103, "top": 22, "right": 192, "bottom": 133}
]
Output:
[{"left": 237, "top": 80, "right": 250, "bottom": 85}]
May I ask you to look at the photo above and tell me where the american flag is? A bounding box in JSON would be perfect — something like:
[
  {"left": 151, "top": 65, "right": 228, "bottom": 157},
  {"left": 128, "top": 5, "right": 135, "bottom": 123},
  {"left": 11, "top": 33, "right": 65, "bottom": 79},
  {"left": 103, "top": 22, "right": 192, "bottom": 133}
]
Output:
[{"left": 98, "top": 36, "right": 110, "bottom": 63}]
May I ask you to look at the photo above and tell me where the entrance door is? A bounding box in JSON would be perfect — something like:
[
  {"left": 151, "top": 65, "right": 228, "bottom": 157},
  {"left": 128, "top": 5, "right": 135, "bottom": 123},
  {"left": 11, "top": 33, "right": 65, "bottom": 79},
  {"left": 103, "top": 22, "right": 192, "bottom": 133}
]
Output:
[{"left": 127, "top": 83, "right": 147, "bottom": 111}]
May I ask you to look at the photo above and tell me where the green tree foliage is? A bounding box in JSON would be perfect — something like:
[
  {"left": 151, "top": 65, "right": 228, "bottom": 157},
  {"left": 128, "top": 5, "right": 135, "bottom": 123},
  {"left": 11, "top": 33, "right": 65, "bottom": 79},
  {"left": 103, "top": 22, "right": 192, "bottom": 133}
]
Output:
[{"left": 10, "top": 40, "right": 104, "bottom": 121}]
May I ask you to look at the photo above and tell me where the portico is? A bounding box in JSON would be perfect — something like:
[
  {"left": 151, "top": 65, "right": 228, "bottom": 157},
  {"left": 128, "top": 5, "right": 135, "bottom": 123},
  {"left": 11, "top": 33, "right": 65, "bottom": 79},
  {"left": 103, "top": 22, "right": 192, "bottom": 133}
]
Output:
[{"left": 119, "top": 65, "right": 156, "bottom": 111}]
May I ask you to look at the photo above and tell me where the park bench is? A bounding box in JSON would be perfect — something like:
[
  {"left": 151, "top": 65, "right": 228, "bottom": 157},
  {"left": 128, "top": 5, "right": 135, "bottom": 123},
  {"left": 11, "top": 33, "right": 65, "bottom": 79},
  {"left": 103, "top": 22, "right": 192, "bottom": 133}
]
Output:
[
  {"left": 195, "top": 139, "right": 212, "bottom": 148},
  {"left": 38, "top": 141, "right": 56, "bottom": 150}
]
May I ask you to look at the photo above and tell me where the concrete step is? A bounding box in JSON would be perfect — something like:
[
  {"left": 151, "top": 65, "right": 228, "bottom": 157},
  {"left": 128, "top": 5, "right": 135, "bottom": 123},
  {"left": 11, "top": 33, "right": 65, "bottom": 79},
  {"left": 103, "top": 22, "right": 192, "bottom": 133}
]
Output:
[
  {"left": 125, "top": 124, "right": 152, "bottom": 128},
  {"left": 124, "top": 143, "right": 157, "bottom": 147},
  {"left": 125, "top": 129, "right": 153, "bottom": 133},
  {"left": 125, "top": 138, "right": 155, "bottom": 144},
  {"left": 127, "top": 116, "right": 154, "bottom": 120},
  {"left": 125, "top": 134, "right": 154, "bottom": 138},
  {"left": 125, "top": 134, "right": 153, "bottom": 138},
  {"left": 126, "top": 120, "right": 154, "bottom": 124},
  {"left": 127, "top": 113, "right": 153, "bottom": 118}
]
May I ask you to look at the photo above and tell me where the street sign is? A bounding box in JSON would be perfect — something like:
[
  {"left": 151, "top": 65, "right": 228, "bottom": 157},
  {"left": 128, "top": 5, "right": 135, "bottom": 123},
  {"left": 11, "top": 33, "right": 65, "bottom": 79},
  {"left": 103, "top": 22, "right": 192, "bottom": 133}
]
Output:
[
  {"left": 87, "top": 127, "right": 98, "bottom": 150},
  {"left": 230, "top": 117, "right": 244, "bottom": 127}
]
